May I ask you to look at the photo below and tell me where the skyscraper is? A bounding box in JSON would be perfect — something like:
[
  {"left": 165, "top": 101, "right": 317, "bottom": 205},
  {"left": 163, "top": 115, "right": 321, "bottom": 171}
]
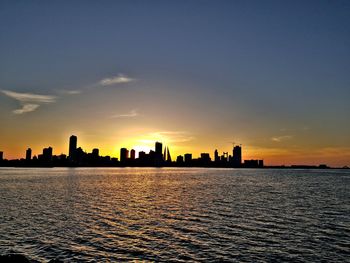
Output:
[
  {"left": 163, "top": 146, "right": 166, "bottom": 161},
  {"left": 43, "top": 147, "right": 53, "bottom": 162},
  {"left": 0, "top": 151, "right": 3, "bottom": 161},
  {"left": 155, "top": 142, "right": 164, "bottom": 166},
  {"left": 176, "top": 155, "right": 184, "bottom": 163},
  {"left": 184, "top": 153, "right": 192, "bottom": 163},
  {"left": 92, "top": 148, "right": 99, "bottom": 160},
  {"left": 130, "top": 149, "right": 135, "bottom": 160},
  {"left": 155, "top": 142, "right": 162, "bottom": 155},
  {"left": 167, "top": 147, "right": 172, "bottom": 162},
  {"left": 69, "top": 135, "right": 77, "bottom": 161},
  {"left": 120, "top": 148, "right": 129, "bottom": 163},
  {"left": 232, "top": 145, "right": 242, "bottom": 167},
  {"left": 214, "top": 149, "right": 219, "bottom": 162},
  {"left": 26, "top": 148, "right": 32, "bottom": 161}
]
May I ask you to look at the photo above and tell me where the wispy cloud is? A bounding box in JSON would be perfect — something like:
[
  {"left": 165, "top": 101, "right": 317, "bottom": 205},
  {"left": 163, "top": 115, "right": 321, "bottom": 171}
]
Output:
[
  {"left": 1, "top": 90, "right": 56, "bottom": 103},
  {"left": 111, "top": 109, "right": 139, "bottom": 118},
  {"left": 271, "top": 135, "right": 293, "bottom": 142},
  {"left": 1, "top": 90, "right": 57, "bottom": 114},
  {"left": 13, "top": 104, "right": 40, "bottom": 114},
  {"left": 57, "top": 73, "right": 136, "bottom": 93},
  {"left": 99, "top": 74, "right": 135, "bottom": 86},
  {"left": 147, "top": 131, "right": 195, "bottom": 143},
  {"left": 60, "top": 90, "right": 82, "bottom": 95}
]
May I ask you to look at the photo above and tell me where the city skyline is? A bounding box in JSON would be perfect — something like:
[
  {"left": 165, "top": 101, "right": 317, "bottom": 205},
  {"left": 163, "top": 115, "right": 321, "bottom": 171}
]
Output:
[
  {"left": 0, "top": 1, "right": 349, "bottom": 167},
  {"left": 0, "top": 134, "right": 340, "bottom": 168},
  {"left": 0, "top": 134, "right": 256, "bottom": 167}
]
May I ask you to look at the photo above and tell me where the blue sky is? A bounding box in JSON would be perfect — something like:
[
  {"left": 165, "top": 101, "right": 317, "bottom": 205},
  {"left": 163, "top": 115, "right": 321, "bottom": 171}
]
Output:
[{"left": 0, "top": 0, "right": 349, "bottom": 166}]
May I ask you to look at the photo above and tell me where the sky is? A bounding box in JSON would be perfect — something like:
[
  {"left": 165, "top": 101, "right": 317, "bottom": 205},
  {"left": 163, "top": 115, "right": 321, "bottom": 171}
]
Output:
[{"left": 0, "top": 0, "right": 349, "bottom": 166}]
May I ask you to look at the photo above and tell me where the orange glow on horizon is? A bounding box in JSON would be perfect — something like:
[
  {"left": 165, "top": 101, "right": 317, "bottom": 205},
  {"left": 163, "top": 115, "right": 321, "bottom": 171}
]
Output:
[{"left": 1, "top": 132, "right": 349, "bottom": 168}]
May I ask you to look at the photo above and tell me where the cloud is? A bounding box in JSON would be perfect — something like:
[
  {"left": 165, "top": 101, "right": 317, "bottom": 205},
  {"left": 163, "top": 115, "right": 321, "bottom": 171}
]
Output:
[
  {"left": 99, "top": 74, "right": 135, "bottom": 86},
  {"left": 13, "top": 104, "right": 40, "bottom": 114},
  {"left": 1, "top": 90, "right": 56, "bottom": 114},
  {"left": 60, "top": 90, "right": 81, "bottom": 95},
  {"left": 147, "top": 131, "right": 195, "bottom": 143},
  {"left": 271, "top": 135, "right": 293, "bottom": 142},
  {"left": 111, "top": 109, "right": 139, "bottom": 118},
  {"left": 1, "top": 90, "right": 56, "bottom": 103}
]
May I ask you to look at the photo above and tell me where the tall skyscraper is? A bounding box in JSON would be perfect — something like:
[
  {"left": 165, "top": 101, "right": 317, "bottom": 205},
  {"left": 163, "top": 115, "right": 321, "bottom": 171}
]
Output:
[
  {"left": 0, "top": 151, "right": 3, "bottom": 161},
  {"left": 154, "top": 142, "right": 164, "bottom": 166},
  {"left": 167, "top": 147, "right": 172, "bottom": 162},
  {"left": 163, "top": 146, "right": 167, "bottom": 161},
  {"left": 120, "top": 148, "right": 129, "bottom": 163},
  {"left": 26, "top": 148, "right": 32, "bottom": 161},
  {"left": 232, "top": 145, "right": 242, "bottom": 167},
  {"left": 69, "top": 135, "right": 77, "bottom": 161},
  {"left": 130, "top": 149, "right": 135, "bottom": 160},
  {"left": 214, "top": 149, "right": 219, "bottom": 162},
  {"left": 155, "top": 142, "right": 162, "bottom": 155}
]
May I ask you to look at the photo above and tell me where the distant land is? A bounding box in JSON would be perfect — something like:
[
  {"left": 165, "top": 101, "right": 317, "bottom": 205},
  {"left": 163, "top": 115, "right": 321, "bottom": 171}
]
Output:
[{"left": 1, "top": 135, "right": 347, "bottom": 169}]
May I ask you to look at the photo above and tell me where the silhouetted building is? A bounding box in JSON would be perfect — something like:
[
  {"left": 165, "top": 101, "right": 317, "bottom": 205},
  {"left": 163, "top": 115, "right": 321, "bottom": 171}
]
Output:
[
  {"left": 166, "top": 147, "right": 172, "bottom": 162},
  {"left": 139, "top": 151, "right": 146, "bottom": 160},
  {"left": 120, "top": 148, "right": 129, "bottom": 163},
  {"left": 130, "top": 149, "right": 135, "bottom": 160},
  {"left": 69, "top": 135, "right": 77, "bottom": 161},
  {"left": 155, "top": 142, "right": 164, "bottom": 166},
  {"left": 176, "top": 155, "right": 184, "bottom": 163},
  {"left": 155, "top": 142, "right": 162, "bottom": 156},
  {"left": 221, "top": 152, "right": 229, "bottom": 162},
  {"left": 149, "top": 150, "right": 155, "bottom": 161},
  {"left": 42, "top": 147, "right": 53, "bottom": 162},
  {"left": 75, "top": 147, "right": 85, "bottom": 163},
  {"left": 214, "top": 149, "right": 219, "bottom": 162},
  {"left": 244, "top": 159, "right": 263, "bottom": 168},
  {"left": 232, "top": 145, "right": 242, "bottom": 167},
  {"left": 163, "top": 146, "right": 167, "bottom": 160},
  {"left": 26, "top": 148, "right": 32, "bottom": 161},
  {"left": 0, "top": 135, "right": 268, "bottom": 169},
  {"left": 184, "top": 153, "right": 192, "bottom": 163},
  {"left": 59, "top": 154, "right": 67, "bottom": 160},
  {"left": 200, "top": 153, "right": 211, "bottom": 163},
  {"left": 0, "top": 151, "right": 3, "bottom": 161},
  {"left": 92, "top": 148, "right": 99, "bottom": 157},
  {"left": 258, "top": 160, "right": 264, "bottom": 168}
]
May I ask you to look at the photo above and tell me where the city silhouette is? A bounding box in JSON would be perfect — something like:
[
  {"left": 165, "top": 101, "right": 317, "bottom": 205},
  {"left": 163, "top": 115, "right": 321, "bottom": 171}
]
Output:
[
  {"left": 0, "top": 135, "right": 335, "bottom": 169},
  {"left": 0, "top": 135, "right": 264, "bottom": 168}
]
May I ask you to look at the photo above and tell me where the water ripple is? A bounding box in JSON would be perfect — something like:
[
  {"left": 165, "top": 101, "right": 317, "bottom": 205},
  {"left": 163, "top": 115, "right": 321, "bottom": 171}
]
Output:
[{"left": 0, "top": 168, "right": 349, "bottom": 262}]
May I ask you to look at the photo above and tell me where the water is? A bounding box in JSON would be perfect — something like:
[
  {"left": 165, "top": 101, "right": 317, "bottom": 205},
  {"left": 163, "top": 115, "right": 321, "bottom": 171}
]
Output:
[{"left": 0, "top": 168, "right": 349, "bottom": 262}]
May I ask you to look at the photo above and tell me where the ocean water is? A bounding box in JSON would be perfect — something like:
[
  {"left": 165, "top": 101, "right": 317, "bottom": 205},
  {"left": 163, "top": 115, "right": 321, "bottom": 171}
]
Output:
[{"left": 0, "top": 168, "right": 349, "bottom": 262}]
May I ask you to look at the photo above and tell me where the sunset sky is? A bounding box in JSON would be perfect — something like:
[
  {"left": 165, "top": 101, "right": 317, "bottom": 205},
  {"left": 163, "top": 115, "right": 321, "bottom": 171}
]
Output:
[{"left": 0, "top": 1, "right": 349, "bottom": 166}]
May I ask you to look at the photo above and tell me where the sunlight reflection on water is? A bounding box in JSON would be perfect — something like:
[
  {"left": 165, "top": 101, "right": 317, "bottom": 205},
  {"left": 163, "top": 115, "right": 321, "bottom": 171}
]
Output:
[{"left": 0, "top": 168, "right": 349, "bottom": 262}]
